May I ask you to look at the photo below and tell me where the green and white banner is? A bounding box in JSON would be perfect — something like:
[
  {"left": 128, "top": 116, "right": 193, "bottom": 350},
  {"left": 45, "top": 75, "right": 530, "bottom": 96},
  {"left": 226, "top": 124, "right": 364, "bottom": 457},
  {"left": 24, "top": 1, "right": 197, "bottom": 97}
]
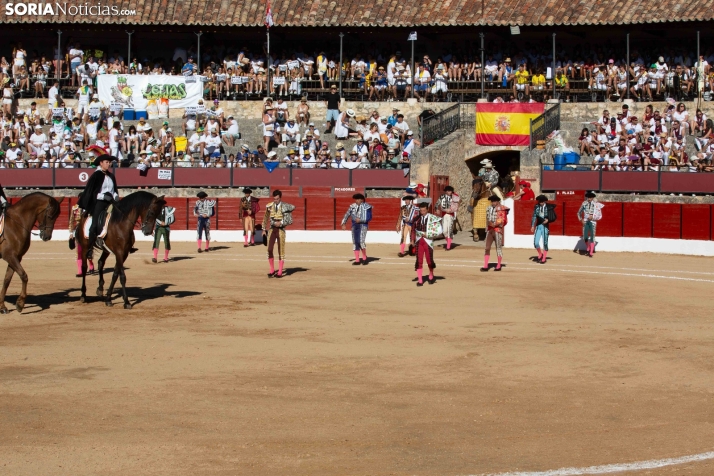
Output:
[{"left": 98, "top": 75, "right": 203, "bottom": 119}]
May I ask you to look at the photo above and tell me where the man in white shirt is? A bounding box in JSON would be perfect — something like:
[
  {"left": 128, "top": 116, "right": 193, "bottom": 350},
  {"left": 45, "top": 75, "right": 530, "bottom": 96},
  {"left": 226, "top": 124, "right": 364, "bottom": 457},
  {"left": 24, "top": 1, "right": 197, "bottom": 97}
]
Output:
[
  {"left": 69, "top": 43, "right": 84, "bottom": 86},
  {"left": 5, "top": 143, "right": 23, "bottom": 168},
  {"left": 187, "top": 127, "right": 204, "bottom": 161},
  {"left": 393, "top": 114, "right": 410, "bottom": 144},
  {"left": 281, "top": 119, "right": 300, "bottom": 148},
  {"left": 47, "top": 81, "right": 60, "bottom": 108},
  {"left": 203, "top": 130, "right": 222, "bottom": 162},
  {"left": 222, "top": 115, "right": 240, "bottom": 147},
  {"left": 108, "top": 121, "right": 123, "bottom": 159},
  {"left": 306, "top": 123, "right": 320, "bottom": 141}
]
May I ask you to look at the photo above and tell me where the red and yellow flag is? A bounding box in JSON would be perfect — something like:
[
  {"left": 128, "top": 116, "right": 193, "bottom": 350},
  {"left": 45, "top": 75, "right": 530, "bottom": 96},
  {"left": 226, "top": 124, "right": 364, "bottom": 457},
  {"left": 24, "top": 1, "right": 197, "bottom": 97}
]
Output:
[{"left": 475, "top": 103, "right": 544, "bottom": 146}]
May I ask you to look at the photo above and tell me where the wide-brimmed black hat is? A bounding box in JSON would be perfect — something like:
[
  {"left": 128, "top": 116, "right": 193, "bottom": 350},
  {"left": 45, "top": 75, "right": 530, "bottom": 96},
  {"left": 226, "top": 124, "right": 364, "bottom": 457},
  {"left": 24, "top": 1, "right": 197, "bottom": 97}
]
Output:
[
  {"left": 489, "top": 195, "right": 501, "bottom": 202},
  {"left": 403, "top": 195, "right": 415, "bottom": 201},
  {"left": 585, "top": 192, "right": 597, "bottom": 198},
  {"left": 197, "top": 191, "right": 208, "bottom": 199},
  {"left": 93, "top": 154, "right": 112, "bottom": 167},
  {"left": 536, "top": 194, "right": 548, "bottom": 202},
  {"left": 352, "top": 193, "right": 365, "bottom": 200},
  {"left": 243, "top": 187, "right": 253, "bottom": 194}
]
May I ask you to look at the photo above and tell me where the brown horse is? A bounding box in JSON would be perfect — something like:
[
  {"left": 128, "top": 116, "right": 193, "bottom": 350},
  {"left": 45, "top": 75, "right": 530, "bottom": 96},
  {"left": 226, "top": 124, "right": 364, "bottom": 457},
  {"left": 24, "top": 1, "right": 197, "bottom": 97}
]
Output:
[
  {"left": 76, "top": 191, "right": 166, "bottom": 309},
  {"left": 0, "top": 193, "right": 63, "bottom": 313}
]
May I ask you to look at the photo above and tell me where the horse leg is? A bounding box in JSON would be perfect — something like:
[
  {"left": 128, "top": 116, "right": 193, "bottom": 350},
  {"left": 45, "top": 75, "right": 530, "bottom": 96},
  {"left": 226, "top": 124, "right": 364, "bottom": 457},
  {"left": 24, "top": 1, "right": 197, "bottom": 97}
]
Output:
[
  {"left": 14, "top": 260, "right": 29, "bottom": 313},
  {"left": 118, "top": 259, "right": 132, "bottom": 310},
  {"left": 0, "top": 264, "right": 16, "bottom": 314},
  {"left": 97, "top": 250, "right": 110, "bottom": 297},
  {"left": 105, "top": 263, "right": 121, "bottom": 308}
]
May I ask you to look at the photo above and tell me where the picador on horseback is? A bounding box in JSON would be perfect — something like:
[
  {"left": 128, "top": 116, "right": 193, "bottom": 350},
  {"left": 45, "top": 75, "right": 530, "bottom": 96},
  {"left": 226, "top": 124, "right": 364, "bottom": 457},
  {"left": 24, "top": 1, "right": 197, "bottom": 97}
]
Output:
[{"left": 78, "top": 155, "right": 119, "bottom": 259}]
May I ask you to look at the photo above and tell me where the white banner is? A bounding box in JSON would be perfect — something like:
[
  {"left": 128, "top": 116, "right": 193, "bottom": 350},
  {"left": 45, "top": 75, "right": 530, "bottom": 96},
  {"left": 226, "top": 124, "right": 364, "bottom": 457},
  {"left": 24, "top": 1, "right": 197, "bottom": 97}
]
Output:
[{"left": 97, "top": 75, "right": 203, "bottom": 119}]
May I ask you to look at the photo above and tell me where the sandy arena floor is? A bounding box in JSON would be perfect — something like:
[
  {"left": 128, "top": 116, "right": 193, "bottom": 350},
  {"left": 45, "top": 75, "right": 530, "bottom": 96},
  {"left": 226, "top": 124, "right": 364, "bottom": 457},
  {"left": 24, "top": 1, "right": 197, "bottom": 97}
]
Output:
[{"left": 1, "top": 240, "right": 714, "bottom": 475}]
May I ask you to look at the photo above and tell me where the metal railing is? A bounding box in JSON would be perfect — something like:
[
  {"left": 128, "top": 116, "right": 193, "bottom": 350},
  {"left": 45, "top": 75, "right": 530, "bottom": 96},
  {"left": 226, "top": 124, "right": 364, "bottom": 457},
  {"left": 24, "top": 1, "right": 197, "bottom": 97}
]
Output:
[
  {"left": 420, "top": 103, "right": 475, "bottom": 148},
  {"left": 529, "top": 103, "right": 561, "bottom": 150}
]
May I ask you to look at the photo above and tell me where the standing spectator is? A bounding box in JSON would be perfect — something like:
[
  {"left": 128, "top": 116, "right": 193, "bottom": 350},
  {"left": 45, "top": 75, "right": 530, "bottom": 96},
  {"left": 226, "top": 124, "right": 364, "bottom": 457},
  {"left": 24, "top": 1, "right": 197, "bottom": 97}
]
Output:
[
  {"left": 262, "top": 105, "right": 276, "bottom": 150},
  {"left": 325, "top": 85, "right": 341, "bottom": 134},
  {"left": 68, "top": 43, "right": 84, "bottom": 86}
]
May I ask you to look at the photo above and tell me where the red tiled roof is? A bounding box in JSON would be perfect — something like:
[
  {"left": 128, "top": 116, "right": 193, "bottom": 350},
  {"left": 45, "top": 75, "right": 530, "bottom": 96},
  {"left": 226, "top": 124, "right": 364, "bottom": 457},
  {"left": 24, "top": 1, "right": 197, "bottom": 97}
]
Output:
[{"left": 4, "top": 0, "right": 712, "bottom": 26}]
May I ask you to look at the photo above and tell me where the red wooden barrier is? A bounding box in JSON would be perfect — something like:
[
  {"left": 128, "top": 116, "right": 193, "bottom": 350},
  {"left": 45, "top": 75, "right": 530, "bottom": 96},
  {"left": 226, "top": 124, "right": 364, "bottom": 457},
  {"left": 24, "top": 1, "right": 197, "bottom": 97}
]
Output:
[
  {"left": 306, "top": 198, "right": 335, "bottom": 230},
  {"left": 173, "top": 168, "right": 230, "bottom": 187},
  {"left": 293, "top": 169, "right": 350, "bottom": 187},
  {"left": 290, "top": 198, "right": 306, "bottom": 230},
  {"left": 541, "top": 170, "right": 599, "bottom": 191},
  {"left": 301, "top": 186, "right": 333, "bottom": 197},
  {"left": 563, "top": 202, "right": 583, "bottom": 237},
  {"left": 653, "top": 203, "right": 681, "bottom": 239},
  {"left": 352, "top": 169, "right": 409, "bottom": 188},
  {"left": 54, "top": 168, "right": 92, "bottom": 187},
  {"left": 235, "top": 168, "right": 290, "bottom": 187},
  {"left": 623, "top": 203, "right": 653, "bottom": 238},
  {"left": 661, "top": 174, "right": 714, "bottom": 194},
  {"left": 0, "top": 169, "right": 53, "bottom": 188},
  {"left": 601, "top": 171, "right": 658, "bottom": 193},
  {"left": 513, "top": 200, "right": 533, "bottom": 235},
  {"left": 216, "top": 198, "right": 242, "bottom": 231},
  {"left": 596, "top": 202, "right": 623, "bottom": 237},
  {"left": 114, "top": 168, "right": 172, "bottom": 187},
  {"left": 681, "top": 204, "right": 711, "bottom": 241}
]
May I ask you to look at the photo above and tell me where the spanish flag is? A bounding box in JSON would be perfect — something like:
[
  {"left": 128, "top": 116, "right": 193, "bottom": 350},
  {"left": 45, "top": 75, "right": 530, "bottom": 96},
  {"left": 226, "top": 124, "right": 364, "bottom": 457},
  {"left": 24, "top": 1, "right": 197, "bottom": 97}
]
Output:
[{"left": 475, "top": 103, "right": 544, "bottom": 146}]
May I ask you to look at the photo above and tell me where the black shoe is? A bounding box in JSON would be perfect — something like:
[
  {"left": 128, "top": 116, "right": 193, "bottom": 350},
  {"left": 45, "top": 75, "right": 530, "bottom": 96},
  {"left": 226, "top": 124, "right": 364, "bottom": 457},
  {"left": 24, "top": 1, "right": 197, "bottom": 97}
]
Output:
[
  {"left": 480, "top": 267, "right": 489, "bottom": 272},
  {"left": 268, "top": 271, "right": 276, "bottom": 278},
  {"left": 428, "top": 278, "right": 435, "bottom": 285},
  {"left": 494, "top": 266, "right": 502, "bottom": 272},
  {"left": 274, "top": 273, "right": 283, "bottom": 279},
  {"left": 151, "top": 258, "right": 157, "bottom": 263},
  {"left": 352, "top": 261, "right": 361, "bottom": 266},
  {"left": 416, "top": 282, "right": 424, "bottom": 287},
  {"left": 361, "top": 260, "right": 368, "bottom": 265},
  {"left": 198, "top": 248, "right": 203, "bottom": 253}
]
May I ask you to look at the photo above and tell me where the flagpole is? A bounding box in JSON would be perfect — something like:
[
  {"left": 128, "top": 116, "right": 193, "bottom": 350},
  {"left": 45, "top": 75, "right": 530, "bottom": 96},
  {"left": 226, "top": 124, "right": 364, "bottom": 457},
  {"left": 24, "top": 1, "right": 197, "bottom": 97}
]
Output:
[{"left": 267, "top": 29, "right": 271, "bottom": 97}]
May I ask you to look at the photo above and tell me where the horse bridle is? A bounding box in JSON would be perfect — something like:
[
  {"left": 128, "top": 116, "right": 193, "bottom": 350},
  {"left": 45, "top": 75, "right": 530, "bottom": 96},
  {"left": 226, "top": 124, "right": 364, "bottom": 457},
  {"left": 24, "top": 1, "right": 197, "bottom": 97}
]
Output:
[{"left": 36, "top": 201, "right": 59, "bottom": 238}]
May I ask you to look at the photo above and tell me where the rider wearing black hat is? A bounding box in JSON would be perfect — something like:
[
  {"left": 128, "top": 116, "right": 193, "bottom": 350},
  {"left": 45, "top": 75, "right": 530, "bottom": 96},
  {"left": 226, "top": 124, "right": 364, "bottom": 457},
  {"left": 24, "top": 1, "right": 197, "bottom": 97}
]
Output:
[{"left": 79, "top": 155, "right": 119, "bottom": 258}]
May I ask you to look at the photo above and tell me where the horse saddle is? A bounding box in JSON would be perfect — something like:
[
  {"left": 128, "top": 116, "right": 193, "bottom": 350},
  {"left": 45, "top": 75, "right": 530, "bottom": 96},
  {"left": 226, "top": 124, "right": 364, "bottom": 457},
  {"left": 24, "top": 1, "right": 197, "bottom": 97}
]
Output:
[{"left": 83, "top": 204, "right": 113, "bottom": 240}]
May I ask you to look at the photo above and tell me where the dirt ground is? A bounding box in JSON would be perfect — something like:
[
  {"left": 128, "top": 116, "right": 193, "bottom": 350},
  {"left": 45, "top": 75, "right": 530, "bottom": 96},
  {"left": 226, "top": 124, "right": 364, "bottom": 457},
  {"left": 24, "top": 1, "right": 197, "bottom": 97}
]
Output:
[{"left": 1, "top": 240, "right": 714, "bottom": 475}]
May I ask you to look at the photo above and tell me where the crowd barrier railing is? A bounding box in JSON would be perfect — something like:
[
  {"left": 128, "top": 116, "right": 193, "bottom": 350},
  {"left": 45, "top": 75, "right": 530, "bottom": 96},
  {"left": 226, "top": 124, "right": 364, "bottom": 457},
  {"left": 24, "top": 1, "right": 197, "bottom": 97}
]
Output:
[
  {"left": 0, "top": 165, "right": 409, "bottom": 190},
  {"left": 540, "top": 165, "right": 714, "bottom": 195}
]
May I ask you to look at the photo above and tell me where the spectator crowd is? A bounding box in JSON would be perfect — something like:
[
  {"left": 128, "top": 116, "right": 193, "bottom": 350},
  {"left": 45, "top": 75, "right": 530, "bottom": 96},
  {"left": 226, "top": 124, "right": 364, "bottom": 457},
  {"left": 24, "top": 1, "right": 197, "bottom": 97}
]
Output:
[
  {"left": 577, "top": 102, "right": 714, "bottom": 173},
  {"left": 3, "top": 39, "right": 714, "bottom": 104}
]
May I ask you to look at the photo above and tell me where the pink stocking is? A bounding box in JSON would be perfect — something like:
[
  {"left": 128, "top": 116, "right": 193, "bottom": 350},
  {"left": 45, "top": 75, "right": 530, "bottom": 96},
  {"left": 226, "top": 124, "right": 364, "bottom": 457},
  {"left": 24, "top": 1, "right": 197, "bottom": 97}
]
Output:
[
  {"left": 354, "top": 250, "right": 360, "bottom": 262},
  {"left": 268, "top": 258, "right": 275, "bottom": 274},
  {"left": 164, "top": 249, "right": 170, "bottom": 261},
  {"left": 446, "top": 238, "right": 452, "bottom": 249},
  {"left": 428, "top": 268, "right": 434, "bottom": 280},
  {"left": 244, "top": 235, "right": 248, "bottom": 245},
  {"left": 483, "top": 255, "right": 489, "bottom": 269},
  {"left": 542, "top": 250, "right": 547, "bottom": 262},
  {"left": 278, "top": 260, "right": 284, "bottom": 276},
  {"left": 417, "top": 268, "right": 423, "bottom": 284},
  {"left": 497, "top": 257, "right": 502, "bottom": 269},
  {"left": 536, "top": 247, "right": 542, "bottom": 259},
  {"left": 205, "top": 240, "right": 210, "bottom": 250},
  {"left": 152, "top": 248, "right": 158, "bottom": 260},
  {"left": 361, "top": 249, "right": 367, "bottom": 261},
  {"left": 197, "top": 239, "right": 202, "bottom": 249},
  {"left": 400, "top": 243, "right": 405, "bottom": 254}
]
